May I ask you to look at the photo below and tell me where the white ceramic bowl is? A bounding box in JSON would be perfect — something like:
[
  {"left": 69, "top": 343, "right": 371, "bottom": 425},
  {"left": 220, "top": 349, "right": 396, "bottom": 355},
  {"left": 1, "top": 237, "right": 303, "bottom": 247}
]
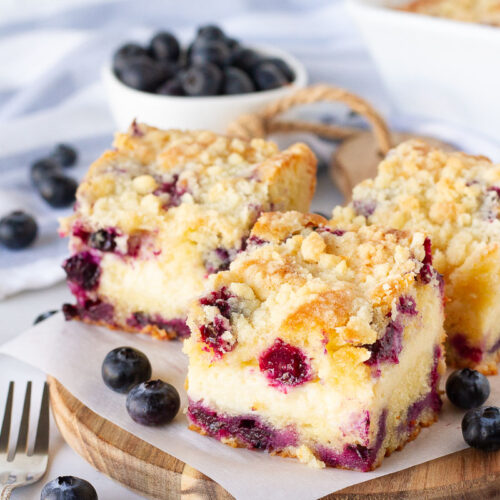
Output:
[
  {"left": 103, "top": 45, "right": 307, "bottom": 133},
  {"left": 348, "top": 0, "right": 500, "bottom": 141}
]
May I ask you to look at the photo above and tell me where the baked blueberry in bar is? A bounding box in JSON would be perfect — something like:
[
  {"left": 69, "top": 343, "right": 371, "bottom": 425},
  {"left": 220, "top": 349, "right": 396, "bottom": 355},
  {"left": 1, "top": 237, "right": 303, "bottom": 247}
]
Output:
[
  {"left": 59, "top": 123, "right": 316, "bottom": 339},
  {"left": 333, "top": 140, "right": 500, "bottom": 374},
  {"left": 184, "top": 211, "right": 445, "bottom": 470},
  {"left": 401, "top": 0, "right": 500, "bottom": 26}
]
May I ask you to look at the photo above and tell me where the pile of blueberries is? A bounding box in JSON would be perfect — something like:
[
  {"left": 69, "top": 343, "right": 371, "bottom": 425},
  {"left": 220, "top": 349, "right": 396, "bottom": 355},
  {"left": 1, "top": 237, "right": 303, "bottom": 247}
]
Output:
[
  {"left": 30, "top": 144, "right": 78, "bottom": 208},
  {"left": 38, "top": 332, "right": 180, "bottom": 498},
  {"left": 445, "top": 368, "right": 499, "bottom": 451},
  {"left": 113, "top": 24, "right": 295, "bottom": 96},
  {"left": 0, "top": 143, "right": 78, "bottom": 251},
  {"left": 102, "top": 346, "right": 181, "bottom": 427}
]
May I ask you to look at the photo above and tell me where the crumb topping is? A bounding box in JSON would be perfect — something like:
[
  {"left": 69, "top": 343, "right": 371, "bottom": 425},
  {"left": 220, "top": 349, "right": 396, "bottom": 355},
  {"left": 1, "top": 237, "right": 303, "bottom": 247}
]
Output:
[
  {"left": 60, "top": 123, "right": 316, "bottom": 247},
  {"left": 187, "top": 211, "right": 434, "bottom": 379},
  {"left": 333, "top": 140, "right": 500, "bottom": 277}
]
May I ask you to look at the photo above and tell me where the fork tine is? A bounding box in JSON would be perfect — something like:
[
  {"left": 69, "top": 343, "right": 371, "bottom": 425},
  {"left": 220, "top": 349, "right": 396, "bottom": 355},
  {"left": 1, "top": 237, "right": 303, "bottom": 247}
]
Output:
[
  {"left": 14, "top": 381, "right": 31, "bottom": 456},
  {"left": 0, "top": 382, "right": 14, "bottom": 454},
  {"left": 33, "top": 382, "right": 49, "bottom": 455}
]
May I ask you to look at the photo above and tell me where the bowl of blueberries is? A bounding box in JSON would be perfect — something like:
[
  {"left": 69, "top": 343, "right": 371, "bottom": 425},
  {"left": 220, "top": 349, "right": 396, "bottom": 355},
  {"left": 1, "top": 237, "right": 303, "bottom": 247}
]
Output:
[{"left": 104, "top": 24, "right": 307, "bottom": 133}]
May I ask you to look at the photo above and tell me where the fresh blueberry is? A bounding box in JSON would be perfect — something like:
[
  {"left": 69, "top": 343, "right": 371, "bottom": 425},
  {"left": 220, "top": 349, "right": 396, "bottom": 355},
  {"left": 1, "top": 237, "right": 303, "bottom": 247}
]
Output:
[
  {"left": 222, "top": 66, "right": 255, "bottom": 94},
  {"left": 252, "top": 61, "right": 288, "bottom": 91},
  {"left": 462, "top": 406, "right": 500, "bottom": 451},
  {"left": 89, "top": 229, "right": 116, "bottom": 252},
  {"left": 184, "top": 41, "right": 196, "bottom": 64},
  {"left": 159, "top": 60, "right": 178, "bottom": 80},
  {"left": 63, "top": 252, "right": 100, "bottom": 290},
  {"left": 196, "top": 24, "right": 226, "bottom": 42},
  {"left": 50, "top": 144, "right": 78, "bottom": 167},
  {"left": 102, "top": 347, "right": 152, "bottom": 394},
  {"left": 182, "top": 63, "right": 222, "bottom": 96},
  {"left": 225, "top": 37, "right": 240, "bottom": 51},
  {"left": 149, "top": 31, "right": 180, "bottom": 62},
  {"left": 263, "top": 57, "right": 294, "bottom": 82},
  {"left": 157, "top": 77, "right": 185, "bottom": 96},
  {"left": 37, "top": 173, "right": 77, "bottom": 208},
  {"left": 229, "top": 48, "right": 263, "bottom": 73},
  {"left": 126, "top": 380, "right": 180, "bottom": 426},
  {"left": 0, "top": 211, "right": 38, "bottom": 250},
  {"left": 34, "top": 310, "right": 58, "bottom": 325},
  {"left": 40, "top": 475, "right": 98, "bottom": 500},
  {"left": 446, "top": 368, "right": 490, "bottom": 409},
  {"left": 30, "top": 158, "right": 61, "bottom": 186},
  {"left": 191, "top": 40, "right": 231, "bottom": 68},
  {"left": 118, "top": 55, "right": 168, "bottom": 92},
  {"left": 113, "top": 43, "right": 148, "bottom": 74}
]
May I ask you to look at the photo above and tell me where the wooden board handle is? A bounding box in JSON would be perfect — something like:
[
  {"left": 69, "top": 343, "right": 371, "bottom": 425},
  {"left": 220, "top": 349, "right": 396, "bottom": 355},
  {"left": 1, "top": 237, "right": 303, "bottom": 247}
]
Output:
[{"left": 227, "top": 84, "right": 392, "bottom": 155}]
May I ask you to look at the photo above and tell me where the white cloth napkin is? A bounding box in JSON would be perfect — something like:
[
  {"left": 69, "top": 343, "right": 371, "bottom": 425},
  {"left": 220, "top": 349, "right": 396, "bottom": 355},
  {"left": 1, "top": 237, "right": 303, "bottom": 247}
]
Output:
[
  {"left": 2, "top": 0, "right": 500, "bottom": 300},
  {"left": 0, "top": 314, "right": 498, "bottom": 500}
]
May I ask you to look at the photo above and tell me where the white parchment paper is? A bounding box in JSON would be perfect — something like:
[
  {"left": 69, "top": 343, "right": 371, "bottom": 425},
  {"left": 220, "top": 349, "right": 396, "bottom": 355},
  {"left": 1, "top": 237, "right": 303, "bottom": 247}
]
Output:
[{"left": 1, "top": 314, "right": 498, "bottom": 500}]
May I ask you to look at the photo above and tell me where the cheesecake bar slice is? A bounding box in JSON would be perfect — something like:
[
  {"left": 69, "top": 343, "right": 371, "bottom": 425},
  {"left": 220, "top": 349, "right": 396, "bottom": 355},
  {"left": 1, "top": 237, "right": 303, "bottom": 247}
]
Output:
[
  {"left": 184, "top": 211, "right": 445, "bottom": 471},
  {"left": 60, "top": 123, "right": 316, "bottom": 339},
  {"left": 333, "top": 140, "right": 500, "bottom": 374}
]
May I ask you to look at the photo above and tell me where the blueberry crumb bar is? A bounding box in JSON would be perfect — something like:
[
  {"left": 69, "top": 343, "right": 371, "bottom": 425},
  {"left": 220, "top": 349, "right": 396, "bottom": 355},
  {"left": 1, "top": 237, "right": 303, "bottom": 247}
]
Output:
[
  {"left": 333, "top": 140, "right": 500, "bottom": 374},
  {"left": 60, "top": 123, "right": 316, "bottom": 339},
  {"left": 184, "top": 211, "right": 445, "bottom": 470}
]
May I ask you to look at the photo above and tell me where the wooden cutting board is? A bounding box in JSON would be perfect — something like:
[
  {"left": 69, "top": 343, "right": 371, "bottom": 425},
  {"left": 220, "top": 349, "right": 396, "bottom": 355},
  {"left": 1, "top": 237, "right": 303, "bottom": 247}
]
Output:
[{"left": 47, "top": 376, "right": 500, "bottom": 499}]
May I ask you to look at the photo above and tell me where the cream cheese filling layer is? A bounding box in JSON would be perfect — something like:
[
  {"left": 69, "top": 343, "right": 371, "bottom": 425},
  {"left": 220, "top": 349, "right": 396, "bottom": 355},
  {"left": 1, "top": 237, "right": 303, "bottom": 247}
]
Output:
[
  {"left": 98, "top": 243, "right": 205, "bottom": 322},
  {"left": 187, "top": 286, "right": 444, "bottom": 449}
]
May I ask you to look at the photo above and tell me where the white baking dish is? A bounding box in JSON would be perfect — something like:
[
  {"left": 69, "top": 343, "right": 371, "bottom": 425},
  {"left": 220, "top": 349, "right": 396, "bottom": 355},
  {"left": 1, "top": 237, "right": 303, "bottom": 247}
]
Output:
[{"left": 348, "top": 0, "right": 500, "bottom": 141}]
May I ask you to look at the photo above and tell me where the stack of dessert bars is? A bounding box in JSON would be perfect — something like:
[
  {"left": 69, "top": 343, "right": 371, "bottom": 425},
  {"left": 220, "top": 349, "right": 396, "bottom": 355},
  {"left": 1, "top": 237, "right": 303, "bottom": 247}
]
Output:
[{"left": 61, "top": 124, "right": 499, "bottom": 470}]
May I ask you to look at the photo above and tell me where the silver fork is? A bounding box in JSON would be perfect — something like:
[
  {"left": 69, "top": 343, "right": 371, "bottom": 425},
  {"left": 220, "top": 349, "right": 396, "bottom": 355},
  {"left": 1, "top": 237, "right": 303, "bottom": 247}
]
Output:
[{"left": 0, "top": 382, "right": 49, "bottom": 499}]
